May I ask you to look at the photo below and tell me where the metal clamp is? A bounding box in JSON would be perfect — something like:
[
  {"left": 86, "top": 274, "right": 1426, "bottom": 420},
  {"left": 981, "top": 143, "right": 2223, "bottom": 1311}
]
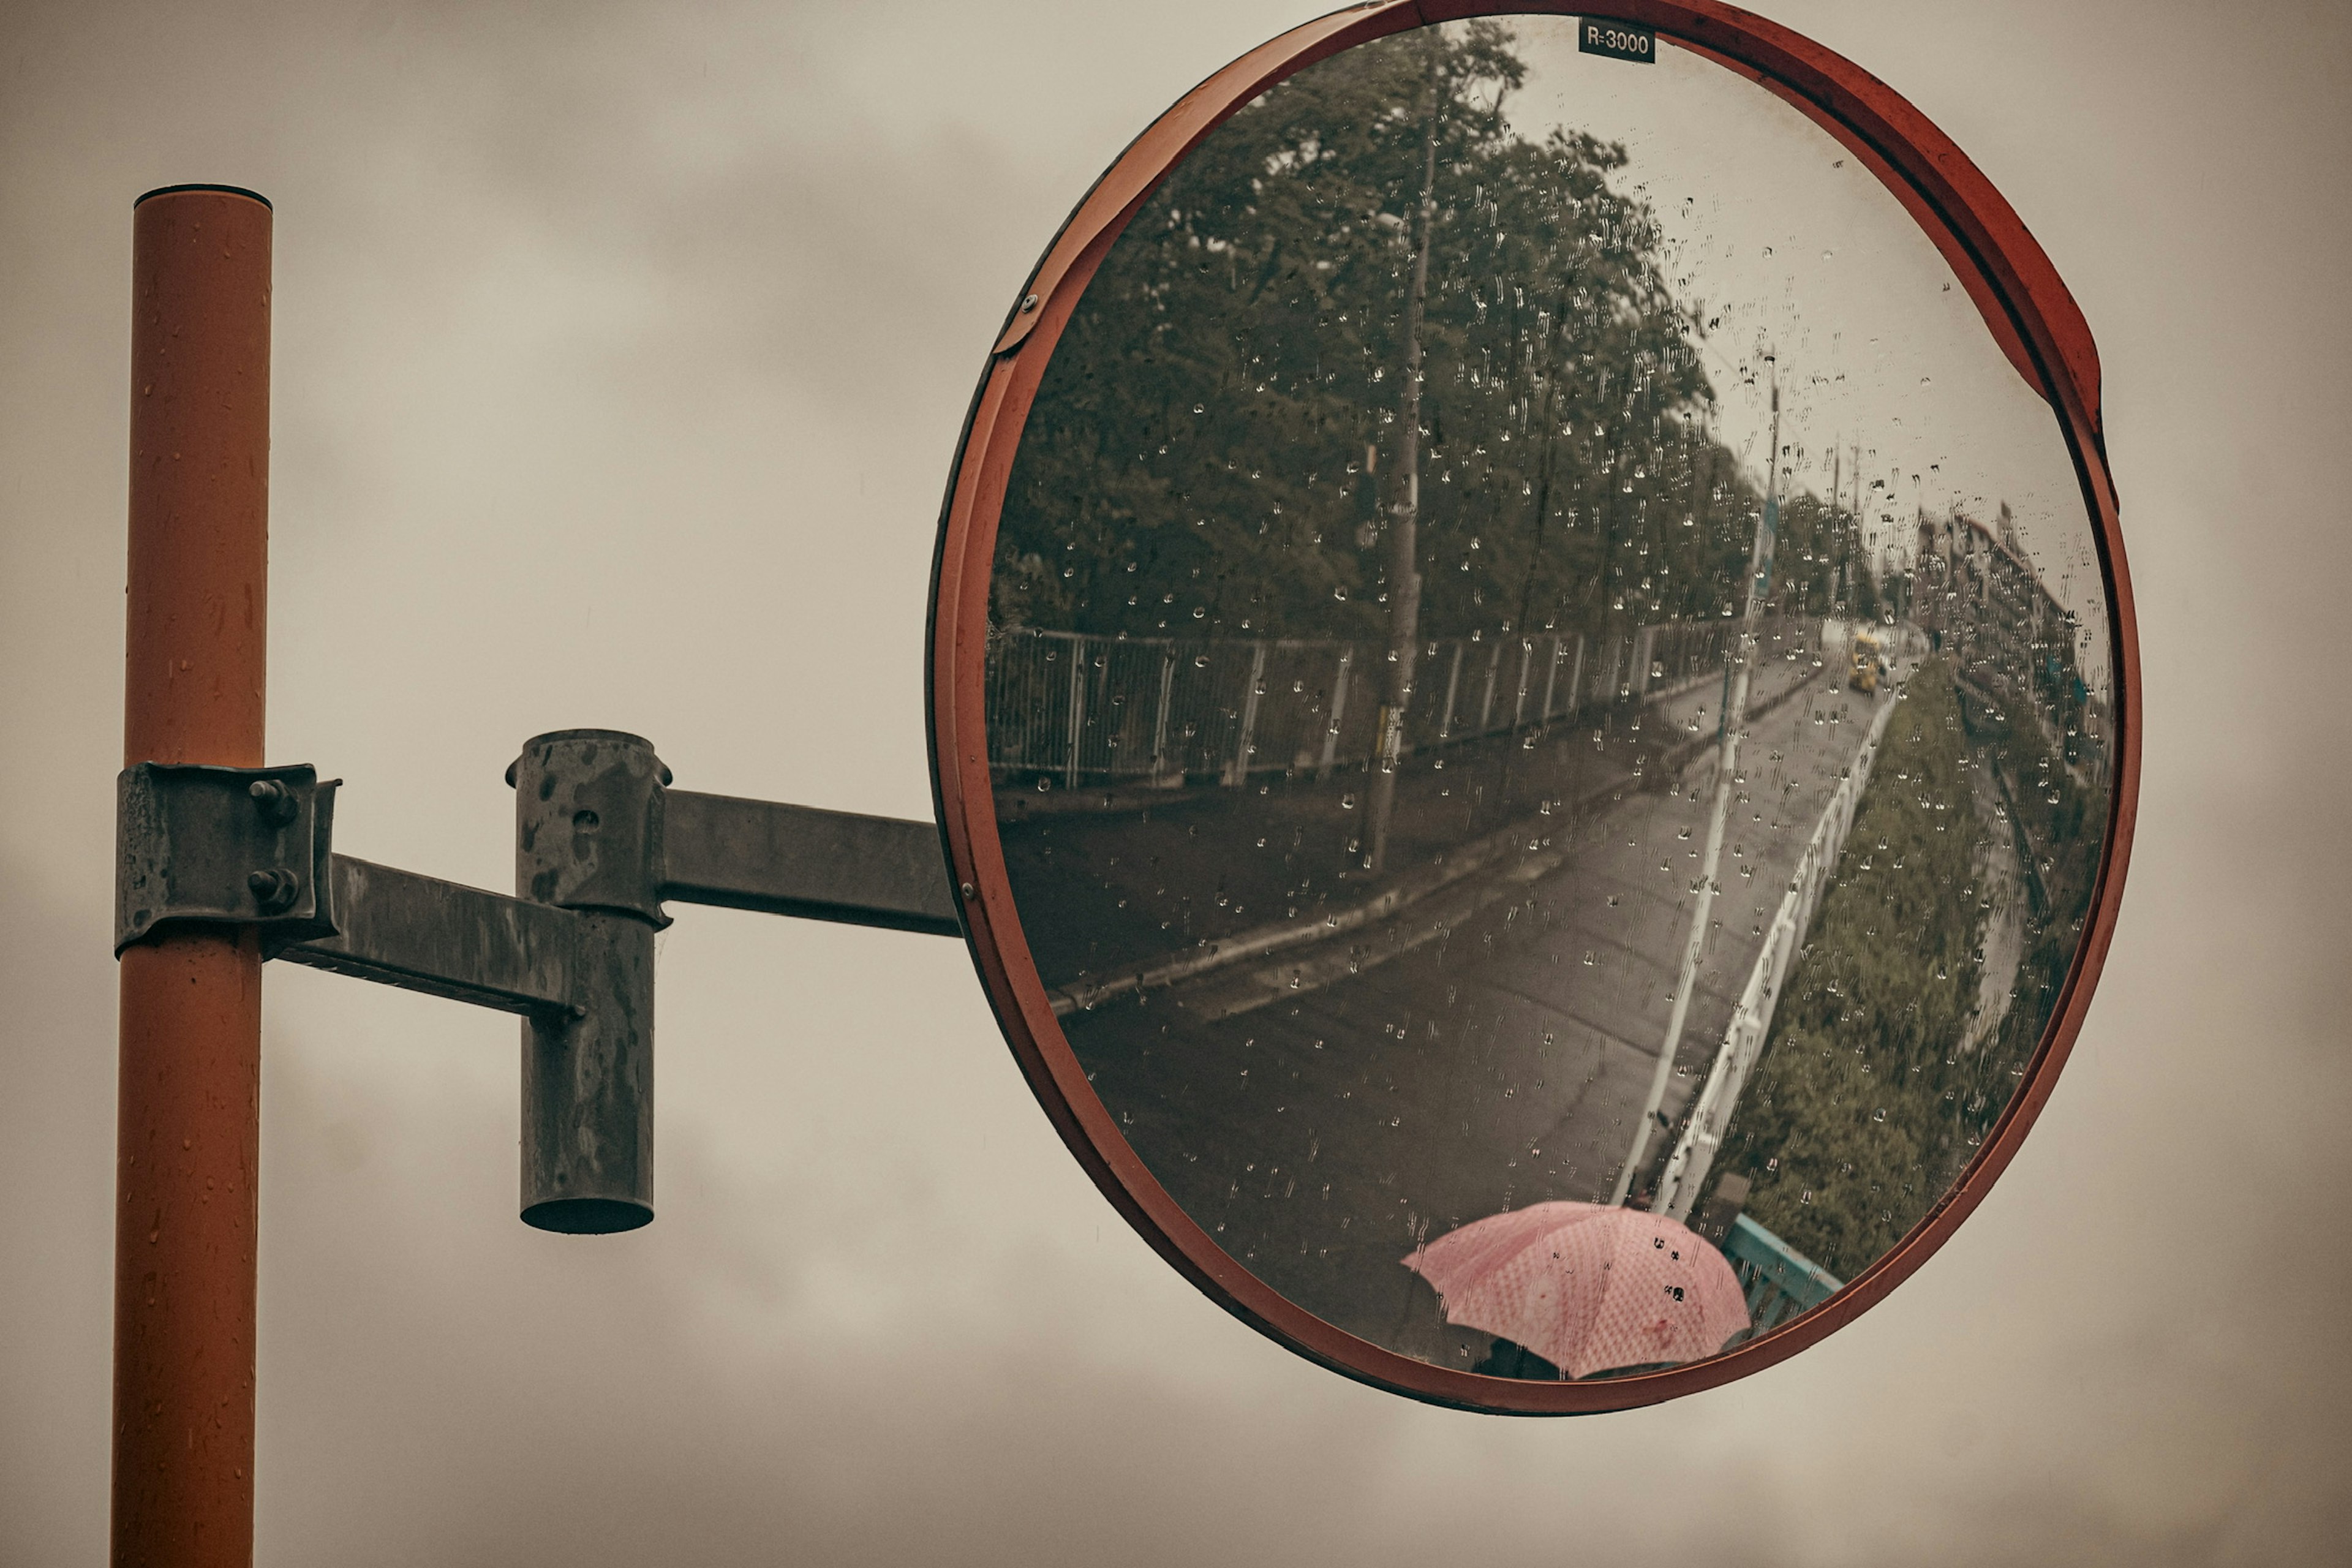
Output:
[{"left": 116, "top": 762, "right": 340, "bottom": 955}]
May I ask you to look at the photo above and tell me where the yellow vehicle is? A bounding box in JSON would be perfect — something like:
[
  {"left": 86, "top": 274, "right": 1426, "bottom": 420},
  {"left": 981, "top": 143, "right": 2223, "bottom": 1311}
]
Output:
[{"left": 1849, "top": 630, "right": 1887, "bottom": 693}]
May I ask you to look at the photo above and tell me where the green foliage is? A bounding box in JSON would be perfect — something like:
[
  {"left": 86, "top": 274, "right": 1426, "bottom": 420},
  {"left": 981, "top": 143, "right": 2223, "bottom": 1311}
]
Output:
[
  {"left": 992, "top": 23, "right": 1884, "bottom": 646},
  {"left": 1961, "top": 664, "right": 2109, "bottom": 1102},
  {"left": 1761, "top": 491, "right": 1887, "bottom": 623},
  {"left": 1720, "top": 658, "right": 1989, "bottom": 1276}
]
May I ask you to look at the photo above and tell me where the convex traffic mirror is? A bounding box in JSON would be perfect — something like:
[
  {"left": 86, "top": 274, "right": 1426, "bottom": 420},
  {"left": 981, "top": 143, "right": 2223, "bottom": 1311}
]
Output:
[{"left": 930, "top": 3, "right": 2135, "bottom": 1413}]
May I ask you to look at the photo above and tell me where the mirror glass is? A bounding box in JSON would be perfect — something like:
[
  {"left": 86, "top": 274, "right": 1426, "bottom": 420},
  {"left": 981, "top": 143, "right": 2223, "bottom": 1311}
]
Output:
[{"left": 983, "top": 16, "right": 2112, "bottom": 1380}]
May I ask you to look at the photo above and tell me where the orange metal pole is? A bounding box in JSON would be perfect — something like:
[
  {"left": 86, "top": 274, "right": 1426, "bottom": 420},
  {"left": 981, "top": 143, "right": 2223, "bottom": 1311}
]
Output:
[{"left": 116, "top": 184, "right": 273, "bottom": 1568}]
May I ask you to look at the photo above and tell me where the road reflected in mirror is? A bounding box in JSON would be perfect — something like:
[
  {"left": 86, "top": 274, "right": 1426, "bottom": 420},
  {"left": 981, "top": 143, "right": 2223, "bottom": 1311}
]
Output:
[{"left": 983, "top": 16, "right": 2112, "bottom": 1379}]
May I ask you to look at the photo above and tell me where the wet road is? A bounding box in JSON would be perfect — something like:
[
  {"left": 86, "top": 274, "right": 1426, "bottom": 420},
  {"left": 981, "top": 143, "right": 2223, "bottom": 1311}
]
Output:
[
  {"left": 1012, "top": 641, "right": 1898, "bottom": 1370},
  {"left": 1001, "top": 643, "right": 1826, "bottom": 992}
]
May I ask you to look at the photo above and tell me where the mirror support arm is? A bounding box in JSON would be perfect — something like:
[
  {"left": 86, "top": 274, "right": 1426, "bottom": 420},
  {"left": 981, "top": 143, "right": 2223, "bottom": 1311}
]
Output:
[
  {"left": 128, "top": 731, "right": 962, "bottom": 1237},
  {"left": 659, "top": 789, "right": 962, "bottom": 936},
  {"left": 281, "top": 855, "right": 584, "bottom": 1017}
]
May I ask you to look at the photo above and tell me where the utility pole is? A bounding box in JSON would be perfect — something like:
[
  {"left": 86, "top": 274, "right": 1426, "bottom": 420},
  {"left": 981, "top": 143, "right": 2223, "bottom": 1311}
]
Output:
[
  {"left": 1844, "top": 440, "right": 1860, "bottom": 592},
  {"left": 1829, "top": 436, "right": 1842, "bottom": 611},
  {"left": 1614, "top": 368, "right": 1781, "bottom": 1207},
  {"left": 115, "top": 184, "right": 273, "bottom": 1568},
  {"left": 1364, "top": 32, "right": 1442, "bottom": 875},
  {"left": 104, "top": 190, "right": 968, "bottom": 1560}
]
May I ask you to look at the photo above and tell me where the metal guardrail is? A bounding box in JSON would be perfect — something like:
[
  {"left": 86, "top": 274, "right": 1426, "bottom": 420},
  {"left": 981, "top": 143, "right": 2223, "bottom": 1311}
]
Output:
[
  {"left": 1721, "top": 1213, "right": 1843, "bottom": 1336},
  {"left": 1654, "top": 686, "right": 1902, "bottom": 1223},
  {"left": 984, "top": 620, "right": 1797, "bottom": 788}
]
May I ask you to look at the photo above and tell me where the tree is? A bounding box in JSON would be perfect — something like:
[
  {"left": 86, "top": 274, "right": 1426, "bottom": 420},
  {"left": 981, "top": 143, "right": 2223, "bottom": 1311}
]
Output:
[{"left": 992, "top": 21, "right": 1761, "bottom": 660}]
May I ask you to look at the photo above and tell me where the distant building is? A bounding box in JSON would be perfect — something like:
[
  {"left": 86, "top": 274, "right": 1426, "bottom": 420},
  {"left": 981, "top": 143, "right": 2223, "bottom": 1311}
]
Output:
[{"left": 1911, "top": 503, "right": 2108, "bottom": 787}]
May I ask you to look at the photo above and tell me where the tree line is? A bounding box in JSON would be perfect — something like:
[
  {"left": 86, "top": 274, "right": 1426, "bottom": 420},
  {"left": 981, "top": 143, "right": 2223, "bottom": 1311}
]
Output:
[{"left": 993, "top": 21, "right": 1887, "bottom": 652}]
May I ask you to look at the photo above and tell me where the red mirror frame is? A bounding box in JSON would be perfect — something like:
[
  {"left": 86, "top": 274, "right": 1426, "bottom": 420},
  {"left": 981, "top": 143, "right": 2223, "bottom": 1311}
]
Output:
[{"left": 926, "top": 0, "right": 2138, "bottom": 1414}]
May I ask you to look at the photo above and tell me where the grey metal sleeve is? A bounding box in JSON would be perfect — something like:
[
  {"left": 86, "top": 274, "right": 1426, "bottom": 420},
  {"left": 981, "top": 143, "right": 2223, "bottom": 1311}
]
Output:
[{"left": 658, "top": 791, "right": 961, "bottom": 936}]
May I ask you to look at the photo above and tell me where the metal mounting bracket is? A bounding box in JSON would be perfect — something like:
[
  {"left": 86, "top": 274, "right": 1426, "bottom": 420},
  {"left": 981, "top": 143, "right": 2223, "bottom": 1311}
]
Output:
[
  {"left": 116, "top": 762, "right": 341, "bottom": 956},
  {"left": 115, "top": 731, "right": 960, "bottom": 1234}
]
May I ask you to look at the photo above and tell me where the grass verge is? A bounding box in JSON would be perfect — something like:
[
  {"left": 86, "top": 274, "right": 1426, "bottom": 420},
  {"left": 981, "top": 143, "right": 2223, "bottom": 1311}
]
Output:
[{"left": 1717, "top": 656, "right": 1995, "bottom": 1276}]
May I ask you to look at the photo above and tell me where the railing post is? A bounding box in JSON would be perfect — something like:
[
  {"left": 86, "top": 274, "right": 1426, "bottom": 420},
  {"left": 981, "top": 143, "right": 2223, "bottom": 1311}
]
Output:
[
  {"left": 1229, "top": 639, "right": 1267, "bottom": 786},
  {"left": 1151, "top": 644, "right": 1175, "bottom": 783},
  {"left": 1439, "top": 641, "right": 1463, "bottom": 742},
  {"left": 115, "top": 183, "right": 272, "bottom": 1568},
  {"left": 1063, "top": 634, "right": 1086, "bottom": 790},
  {"left": 1318, "top": 644, "right": 1353, "bottom": 778},
  {"left": 1479, "top": 638, "right": 1501, "bottom": 732}
]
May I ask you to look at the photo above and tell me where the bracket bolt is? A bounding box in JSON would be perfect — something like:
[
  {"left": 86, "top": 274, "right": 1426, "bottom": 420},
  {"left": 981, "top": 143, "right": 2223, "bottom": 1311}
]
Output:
[
  {"left": 960, "top": 882, "right": 976, "bottom": 899},
  {"left": 247, "top": 868, "right": 300, "bottom": 914},
  {"left": 1019, "top": 293, "right": 1039, "bottom": 314},
  {"left": 249, "top": 778, "right": 300, "bottom": 826}
]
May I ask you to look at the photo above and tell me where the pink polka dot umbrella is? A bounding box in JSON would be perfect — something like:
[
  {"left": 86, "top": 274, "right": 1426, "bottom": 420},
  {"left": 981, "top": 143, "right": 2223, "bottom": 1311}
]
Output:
[{"left": 1403, "top": 1200, "right": 1751, "bottom": 1379}]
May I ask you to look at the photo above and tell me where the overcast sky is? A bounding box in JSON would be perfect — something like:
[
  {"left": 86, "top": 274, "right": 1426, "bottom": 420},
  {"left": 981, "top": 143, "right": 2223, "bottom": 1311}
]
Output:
[
  {"left": 3, "top": 2, "right": 2348, "bottom": 1564},
  {"left": 1504, "top": 21, "right": 2109, "bottom": 669}
]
